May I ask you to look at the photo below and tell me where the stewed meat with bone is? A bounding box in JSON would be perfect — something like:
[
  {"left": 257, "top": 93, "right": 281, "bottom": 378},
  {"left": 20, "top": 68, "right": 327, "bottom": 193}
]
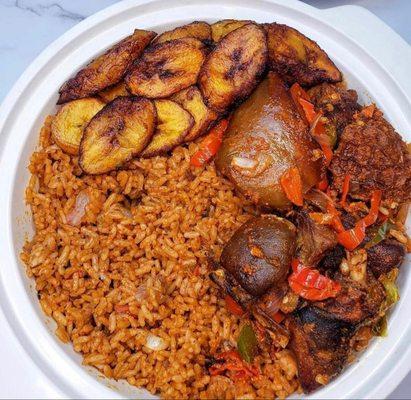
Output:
[
  {"left": 210, "top": 211, "right": 394, "bottom": 392},
  {"left": 210, "top": 73, "right": 408, "bottom": 393}
]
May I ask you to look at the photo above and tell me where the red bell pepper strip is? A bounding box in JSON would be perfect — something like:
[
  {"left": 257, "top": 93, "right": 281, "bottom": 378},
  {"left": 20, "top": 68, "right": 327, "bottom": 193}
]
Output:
[
  {"left": 272, "top": 311, "right": 285, "bottom": 324},
  {"left": 317, "top": 176, "right": 329, "bottom": 192},
  {"left": 340, "top": 174, "right": 351, "bottom": 207},
  {"left": 280, "top": 167, "right": 304, "bottom": 207},
  {"left": 337, "top": 190, "right": 382, "bottom": 250},
  {"left": 362, "top": 189, "right": 382, "bottom": 226},
  {"left": 337, "top": 222, "right": 366, "bottom": 251},
  {"left": 288, "top": 259, "right": 341, "bottom": 301},
  {"left": 326, "top": 201, "right": 345, "bottom": 233},
  {"left": 290, "top": 83, "right": 333, "bottom": 166},
  {"left": 290, "top": 83, "right": 313, "bottom": 123},
  {"left": 209, "top": 350, "right": 259, "bottom": 380},
  {"left": 224, "top": 295, "right": 245, "bottom": 316},
  {"left": 190, "top": 119, "right": 228, "bottom": 167}
]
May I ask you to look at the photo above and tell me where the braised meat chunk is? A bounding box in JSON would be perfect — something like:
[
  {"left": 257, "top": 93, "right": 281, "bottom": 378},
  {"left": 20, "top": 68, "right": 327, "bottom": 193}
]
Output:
[
  {"left": 287, "top": 306, "right": 356, "bottom": 392},
  {"left": 367, "top": 239, "right": 405, "bottom": 278},
  {"left": 292, "top": 210, "right": 337, "bottom": 266},
  {"left": 314, "top": 271, "right": 385, "bottom": 324},
  {"left": 215, "top": 72, "right": 323, "bottom": 209},
  {"left": 308, "top": 83, "right": 359, "bottom": 141},
  {"left": 330, "top": 106, "right": 411, "bottom": 202}
]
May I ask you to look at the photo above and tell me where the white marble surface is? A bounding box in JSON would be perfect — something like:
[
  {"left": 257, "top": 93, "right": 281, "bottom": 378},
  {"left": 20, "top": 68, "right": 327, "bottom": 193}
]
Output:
[{"left": 0, "top": 0, "right": 410, "bottom": 398}]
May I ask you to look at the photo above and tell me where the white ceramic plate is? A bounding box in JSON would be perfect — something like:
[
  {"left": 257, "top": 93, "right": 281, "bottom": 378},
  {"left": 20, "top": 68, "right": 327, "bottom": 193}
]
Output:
[{"left": 0, "top": 0, "right": 410, "bottom": 398}]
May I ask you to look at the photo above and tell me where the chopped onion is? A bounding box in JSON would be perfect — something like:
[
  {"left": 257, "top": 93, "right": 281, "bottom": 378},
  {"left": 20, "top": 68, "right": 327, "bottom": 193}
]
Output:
[
  {"left": 309, "top": 113, "right": 324, "bottom": 140},
  {"left": 135, "top": 285, "right": 147, "bottom": 302},
  {"left": 122, "top": 207, "right": 133, "bottom": 218},
  {"left": 145, "top": 334, "right": 167, "bottom": 351},
  {"left": 395, "top": 203, "right": 409, "bottom": 225},
  {"left": 66, "top": 190, "right": 89, "bottom": 226}
]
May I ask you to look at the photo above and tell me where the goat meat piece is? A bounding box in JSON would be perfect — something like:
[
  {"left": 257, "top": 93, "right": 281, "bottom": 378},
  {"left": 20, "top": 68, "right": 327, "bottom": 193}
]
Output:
[
  {"left": 367, "top": 239, "right": 405, "bottom": 278},
  {"left": 314, "top": 271, "right": 385, "bottom": 324},
  {"left": 308, "top": 83, "right": 359, "bottom": 140},
  {"left": 287, "top": 306, "right": 355, "bottom": 393},
  {"left": 317, "top": 244, "right": 345, "bottom": 273},
  {"left": 292, "top": 210, "right": 337, "bottom": 266}
]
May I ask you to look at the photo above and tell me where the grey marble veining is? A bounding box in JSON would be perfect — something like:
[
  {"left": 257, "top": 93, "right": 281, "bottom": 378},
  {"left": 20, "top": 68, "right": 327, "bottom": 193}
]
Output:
[{"left": 0, "top": 1, "right": 410, "bottom": 398}]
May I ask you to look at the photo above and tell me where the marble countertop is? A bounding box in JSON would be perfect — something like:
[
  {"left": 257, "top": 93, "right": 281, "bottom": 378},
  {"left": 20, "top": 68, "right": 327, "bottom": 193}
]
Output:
[{"left": 0, "top": 1, "right": 410, "bottom": 398}]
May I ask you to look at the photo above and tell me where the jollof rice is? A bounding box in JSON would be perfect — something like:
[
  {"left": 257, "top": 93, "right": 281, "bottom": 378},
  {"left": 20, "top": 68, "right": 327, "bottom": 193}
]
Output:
[{"left": 21, "top": 116, "right": 301, "bottom": 399}]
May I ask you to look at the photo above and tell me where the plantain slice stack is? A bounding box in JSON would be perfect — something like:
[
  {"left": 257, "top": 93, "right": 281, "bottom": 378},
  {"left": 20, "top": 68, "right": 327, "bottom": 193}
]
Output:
[
  {"left": 211, "top": 19, "right": 252, "bottom": 42},
  {"left": 198, "top": 23, "right": 267, "bottom": 113},
  {"left": 172, "top": 86, "right": 218, "bottom": 142},
  {"left": 98, "top": 82, "right": 130, "bottom": 103},
  {"left": 125, "top": 38, "right": 207, "bottom": 99},
  {"left": 142, "top": 99, "right": 194, "bottom": 157},
  {"left": 79, "top": 96, "right": 156, "bottom": 174},
  {"left": 58, "top": 29, "right": 156, "bottom": 104},
  {"left": 153, "top": 21, "right": 211, "bottom": 44},
  {"left": 51, "top": 98, "right": 105, "bottom": 155},
  {"left": 264, "top": 23, "right": 342, "bottom": 86}
]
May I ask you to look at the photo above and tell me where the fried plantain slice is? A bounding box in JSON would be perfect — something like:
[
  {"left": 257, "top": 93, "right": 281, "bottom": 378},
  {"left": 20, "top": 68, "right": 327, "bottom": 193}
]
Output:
[
  {"left": 79, "top": 96, "right": 156, "bottom": 174},
  {"left": 125, "top": 38, "right": 207, "bottom": 98},
  {"left": 198, "top": 23, "right": 267, "bottom": 113},
  {"left": 58, "top": 29, "right": 156, "bottom": 104},
  {"left": 172, "top": 86, "right": 218, "bottom": 142},
  {"left": 51, "top": 98, "right": 105, "bottom": 155},
  {"left": 98, "top": 82, "right": 130, "bottom": 103},
  {"left": 142, "top": 99, "right": 194, "bottom": 157},
  {"left": 153, "top": 21, "right": 211, "bottom": 44},
  {"left": 264, "top": 23, "right": 342, "bottom": 86},
  {"left": 211, "top": 19, "right": 252, "bottom": 42}
]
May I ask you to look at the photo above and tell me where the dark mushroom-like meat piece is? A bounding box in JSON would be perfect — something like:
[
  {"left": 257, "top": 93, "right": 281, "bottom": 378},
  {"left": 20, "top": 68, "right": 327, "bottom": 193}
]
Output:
[
  {"left": 211, "top": 214, "right": 297, "bottom": 347},
  {"left": 210, "top": 215, "right": 296, "bottom": 316},
  {"left": 219, "top": 215, "right": 296, "bottom": 297},
  {"left": 308, "top": 83, "right": 359, "bottom": 141}
]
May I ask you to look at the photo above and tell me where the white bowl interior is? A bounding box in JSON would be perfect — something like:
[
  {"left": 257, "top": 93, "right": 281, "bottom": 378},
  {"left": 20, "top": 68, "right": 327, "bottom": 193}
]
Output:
[{"left": 1, "top": 0, "right": 410, "bottom": 399}]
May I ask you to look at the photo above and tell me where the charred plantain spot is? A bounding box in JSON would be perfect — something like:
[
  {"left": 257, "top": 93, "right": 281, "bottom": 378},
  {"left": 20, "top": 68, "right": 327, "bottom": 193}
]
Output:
[
  {"left": 199, "top": 23, "right": 267, "bottom": 113},
  {"left": 125, "top": 38, "right": 207, "bottom": 98},
  {"left": 264, "top": 23, "right": 341, "bottom": 86},
  {"left": 58, "top": 29, "right": 156, "bottom": 104},
  {"left": 159, "top": 69, "right": 177, "bottom": 79},
  {"left": 225, "top": 59, "right": 251, "bottom": 80},
  {"left": 79, "top": 96, "right": 156, "bottom": 174},
  {"left": 102, "top": 117, "right": 125, "bottom": 145},
  {"left": 232, "top": 48, "right": 243, "bottom": 62}
]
